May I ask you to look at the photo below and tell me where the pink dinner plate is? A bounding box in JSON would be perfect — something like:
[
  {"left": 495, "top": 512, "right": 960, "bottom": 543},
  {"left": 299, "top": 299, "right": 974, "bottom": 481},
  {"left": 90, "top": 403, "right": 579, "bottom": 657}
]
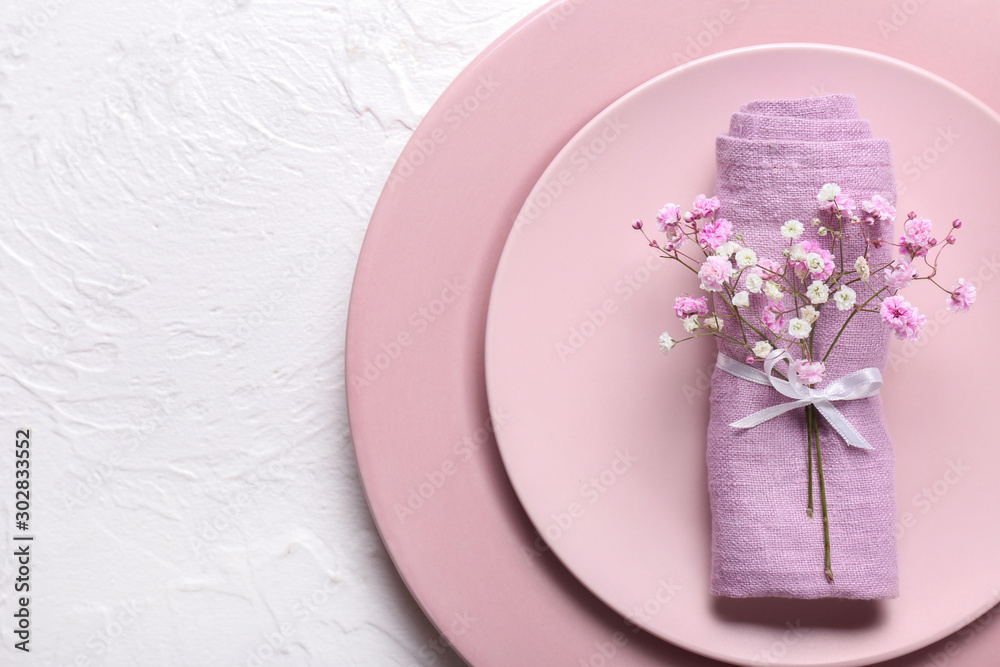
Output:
[
  {"left": 346, "top": 2, "right": 1000, "bottom": 665},
  {"left": 485, "top": 43, "right": 1000, "bottom": 667}
]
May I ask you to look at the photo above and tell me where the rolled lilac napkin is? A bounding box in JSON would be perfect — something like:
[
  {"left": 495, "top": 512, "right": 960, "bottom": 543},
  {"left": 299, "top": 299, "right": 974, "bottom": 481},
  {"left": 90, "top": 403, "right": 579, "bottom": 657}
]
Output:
[{"left": 707, "top": 95, "right": 899, "bottom": 599}]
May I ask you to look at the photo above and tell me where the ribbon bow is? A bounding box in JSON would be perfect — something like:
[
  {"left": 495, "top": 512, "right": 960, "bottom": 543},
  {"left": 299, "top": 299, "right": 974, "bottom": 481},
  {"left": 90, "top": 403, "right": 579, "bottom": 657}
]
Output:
[{"left": 716, "top": 349, "right": 882, "bottom": 450}]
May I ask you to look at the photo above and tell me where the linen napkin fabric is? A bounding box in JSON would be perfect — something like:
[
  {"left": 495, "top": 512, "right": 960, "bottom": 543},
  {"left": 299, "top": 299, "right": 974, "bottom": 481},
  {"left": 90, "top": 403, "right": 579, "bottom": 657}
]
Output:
[{"left": 707, "top": 95, "right": 899, "bottom": 599}]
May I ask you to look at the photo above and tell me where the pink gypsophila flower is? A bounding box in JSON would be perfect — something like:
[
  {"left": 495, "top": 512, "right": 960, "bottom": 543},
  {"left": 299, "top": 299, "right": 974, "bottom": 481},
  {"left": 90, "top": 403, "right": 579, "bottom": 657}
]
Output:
[
  {"left": 656, "top": 203, "right": 682, "bottom": 231},
  {"left": 691, "top": 194, "right": 721, "bottom": 219},
  {"left": 900, "top": 216, "right": 933, "bottom": 257},
  {"left": 697, "top": 217, "right": 732, "bottom": 250},
  {"left": 880, "top": 295, "right": 926, "bottom": 341},
  {"left": 947, "top": 278, "right": 976, "bottom": 313},
  {"left": 793, "top": 240, "right": 835, "bottom": 280},
  {"left": 751, "top": 257, "right": 784, "bottom": 280},
  {"left": 697, "top": 256, "right": 734, "bottom": 292},
  {"left": 861, "top": 194, "right": 896, "bottom": 224},
  {"left": 792, "top": 359, "right": 826, "bottom": 385},
  {"left": 822, "top": 193, "right": 855, "bottom": 218},
  {"left": 673, "top": 295, "right": 709, "bottom": 319},
  {"left": 762, "top": 302, "right": 786, "bottom": 334},
  {"left": 883, "top": 259, "right": 917, "bottom": 292},
  {"left": 661, "top": 223, "right": 686, "bottom": 250}
]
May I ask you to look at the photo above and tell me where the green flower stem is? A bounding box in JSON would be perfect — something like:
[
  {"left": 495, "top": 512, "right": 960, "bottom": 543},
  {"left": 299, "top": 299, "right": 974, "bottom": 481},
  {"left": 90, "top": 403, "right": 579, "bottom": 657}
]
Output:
[
  {"left": 820, "top": 285, "right": 888, "bottom": 363},
  {"left": 836, "top": 211, "right": 846, "bottom": 276},
  {"left": 806, "top": 404, "right": 814, "bottom": 520},
  {"left": 810, "top": 404, "right": 834, "bottom": 583},
  {"left": 722, "top": 283, "right": 750, "bottom": 345}
]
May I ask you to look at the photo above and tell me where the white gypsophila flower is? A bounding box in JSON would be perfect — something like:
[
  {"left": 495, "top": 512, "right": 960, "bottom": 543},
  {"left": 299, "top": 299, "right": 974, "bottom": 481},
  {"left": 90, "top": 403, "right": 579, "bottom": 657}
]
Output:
[
  {"left": 787, "top": 318, "right": 812, "bottom": 340},
  {"left": 732, "top": 291, "right": 750, "bottom": 308},
  {"left": 659, "top": 332, "right": 676, "bottom": 354},
  {"left": 735, "top": 248, "right": 758, "bottom": 269},
  {"left": 682, "top": 315, "right": 700, "bottom": 332},
  {"left": 806, "top": 280, "right": 829, "bottom": 305},
  {"left": 834, "top": 285, "right": 857, "bottom": 311},
  {"left": 800, "top": 305, "right": 819, "bottom": 324},
  {"left": 855, "top": 256, "right": 871, "bottom": 281},
  {"left": 704, "top": 316, "right": 724, "bottom": 331},
  {"left": 817, "top": 182, "right": 841, "bottom": 202},
  {"left": 753, "top": 340, "right": 773, "bottom": 359},
  {"left": 805, "top": 253, "right": 825, "bottom": 273},
  {"left": 764, "top": 281, "right": 783, "bottom": 302},
  {"left": 716, "top": 240, "right": 740, "bottom": 260},
  {"left": 745, "top": 273, "right": 764, "bottom": 294},
  {"left": 789, "top": 244, "right": 807, "bottom": 262},
  {"left": 780, "top": 219, "right": 804, "bottom": 240}
]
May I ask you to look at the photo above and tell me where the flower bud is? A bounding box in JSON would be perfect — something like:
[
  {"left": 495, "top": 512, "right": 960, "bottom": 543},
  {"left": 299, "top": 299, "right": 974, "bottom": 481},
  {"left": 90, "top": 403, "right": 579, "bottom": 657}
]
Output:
[{"left": 632, "top": 219, "right": 643, "bottom": 230}]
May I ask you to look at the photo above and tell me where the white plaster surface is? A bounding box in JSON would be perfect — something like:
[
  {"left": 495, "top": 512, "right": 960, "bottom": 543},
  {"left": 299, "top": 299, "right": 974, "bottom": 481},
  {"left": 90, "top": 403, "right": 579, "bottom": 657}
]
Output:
[{"left": 0, "top": 0, "right": 542, "bottom": 664}]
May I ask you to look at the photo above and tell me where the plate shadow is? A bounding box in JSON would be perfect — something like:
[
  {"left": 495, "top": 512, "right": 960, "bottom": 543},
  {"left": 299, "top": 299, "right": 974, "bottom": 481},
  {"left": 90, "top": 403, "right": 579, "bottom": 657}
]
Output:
[{"left": 713, "top": 596, "right": 885, "bottom": 630}]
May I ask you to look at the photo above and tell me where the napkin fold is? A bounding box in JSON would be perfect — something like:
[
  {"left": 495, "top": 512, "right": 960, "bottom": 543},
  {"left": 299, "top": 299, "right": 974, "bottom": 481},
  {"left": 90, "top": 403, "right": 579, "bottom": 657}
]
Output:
[{"left": 707, "top": 95, "right": 899, "bottom": 599}]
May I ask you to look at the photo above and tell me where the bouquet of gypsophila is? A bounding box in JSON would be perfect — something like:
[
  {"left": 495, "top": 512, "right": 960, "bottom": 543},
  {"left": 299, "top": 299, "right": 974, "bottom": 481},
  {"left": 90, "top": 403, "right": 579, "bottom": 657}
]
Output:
[{"left": 633, "top": 185, "right": 975, "bottom": 582}]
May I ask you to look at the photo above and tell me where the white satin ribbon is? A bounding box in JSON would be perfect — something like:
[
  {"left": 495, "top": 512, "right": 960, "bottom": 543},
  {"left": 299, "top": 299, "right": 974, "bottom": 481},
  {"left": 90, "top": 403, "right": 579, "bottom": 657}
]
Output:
[{"left": 715, "top": 349, "right": 882, "bottom": 450}]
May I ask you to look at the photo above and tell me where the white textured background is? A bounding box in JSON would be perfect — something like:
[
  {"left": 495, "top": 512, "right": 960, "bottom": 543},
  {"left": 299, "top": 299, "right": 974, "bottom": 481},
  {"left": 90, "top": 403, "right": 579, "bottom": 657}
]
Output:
[{"left": 0, "top": 0, "right": 542, "bottom": 664}]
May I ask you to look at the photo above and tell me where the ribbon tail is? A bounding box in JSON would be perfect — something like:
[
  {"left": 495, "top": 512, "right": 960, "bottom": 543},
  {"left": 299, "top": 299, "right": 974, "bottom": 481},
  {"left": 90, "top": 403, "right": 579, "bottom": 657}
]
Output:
[
  {"left": 729, "top": 399, "right": 812, "bottom": 429},
  {"left": 814, "top": 400, "right": 875, "bottom": 450}
]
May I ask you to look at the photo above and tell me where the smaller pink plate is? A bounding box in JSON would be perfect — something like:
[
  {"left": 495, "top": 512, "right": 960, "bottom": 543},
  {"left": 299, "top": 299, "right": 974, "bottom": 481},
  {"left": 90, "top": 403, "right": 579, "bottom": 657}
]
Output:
[{"left": 486, "top": 44, "right": 1000, "bottom": 667}]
